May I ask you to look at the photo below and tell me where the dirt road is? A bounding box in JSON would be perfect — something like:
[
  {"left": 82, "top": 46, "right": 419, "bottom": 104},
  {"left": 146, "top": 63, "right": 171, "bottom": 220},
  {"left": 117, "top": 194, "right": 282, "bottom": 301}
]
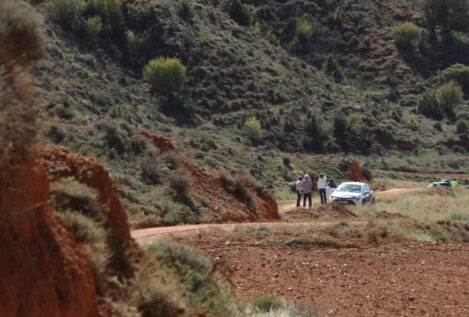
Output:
[{"left": 131, "top": 187, "right": 421, "bottom": 244}]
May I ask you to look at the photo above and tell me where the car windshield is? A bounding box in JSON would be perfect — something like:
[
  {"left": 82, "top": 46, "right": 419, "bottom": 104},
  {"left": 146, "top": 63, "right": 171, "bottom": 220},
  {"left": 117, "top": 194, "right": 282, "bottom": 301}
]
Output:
[{"left": 336, "top": 184, "right": 362, "bottom": 193}]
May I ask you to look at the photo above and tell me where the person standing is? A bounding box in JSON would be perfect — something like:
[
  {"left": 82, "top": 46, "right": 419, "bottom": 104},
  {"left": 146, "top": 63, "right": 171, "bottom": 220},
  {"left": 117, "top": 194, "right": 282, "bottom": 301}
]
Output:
[
  {"left": 328, "top": 179, "right": 337, "bottom": 189},
  {"left": 302, "top": 175, "right": 313, "bottom": 208},
  {"left": 318, "top": 174, "right": 327, "bottom": 205},
  {"left": 295, "top": 177, "right": 303, "bottom": 207}
]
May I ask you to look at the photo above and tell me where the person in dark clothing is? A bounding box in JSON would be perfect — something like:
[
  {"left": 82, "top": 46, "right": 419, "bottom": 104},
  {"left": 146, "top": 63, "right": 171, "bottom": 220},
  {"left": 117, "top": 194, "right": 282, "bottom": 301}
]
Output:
[
  {"left": 328, "top": 179, "right": 337, "bottom": 189},
  {"left": 295, "top": 177, "right": 303, "bottom": 207},
  {"left": 302, "top": 175, "right": 313, "bottom": 208}
]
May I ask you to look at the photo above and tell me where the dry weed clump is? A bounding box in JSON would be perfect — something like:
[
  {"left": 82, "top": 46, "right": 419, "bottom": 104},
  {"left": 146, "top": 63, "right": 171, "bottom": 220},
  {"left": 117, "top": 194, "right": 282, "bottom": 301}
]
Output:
[{"left": 0, "top": 0, "right": 43, "bottom": 169}]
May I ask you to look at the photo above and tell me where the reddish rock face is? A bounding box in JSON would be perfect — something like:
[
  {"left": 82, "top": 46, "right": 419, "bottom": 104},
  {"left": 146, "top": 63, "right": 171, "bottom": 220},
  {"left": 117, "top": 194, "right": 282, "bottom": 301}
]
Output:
[
  {"left": 0, "top": 155, "right": 101, "bottom": 317},
  {"left": 39, "top": 147, "right": 137, "bottom": 276},
  {"left": 347, "top": 161, "right": 369, "bottom": 184}
]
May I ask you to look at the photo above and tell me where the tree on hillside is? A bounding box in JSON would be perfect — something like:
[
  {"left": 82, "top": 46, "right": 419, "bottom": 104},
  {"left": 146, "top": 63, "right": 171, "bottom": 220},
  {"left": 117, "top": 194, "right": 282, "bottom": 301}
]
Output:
[
  {"left": 221, "top": 0, "right": 250, "bottom": 26},
  {"left": 143, "top": 57, "right": 186, "bottom": 96},
  {"left": 421, "top": 0, "right": 469, "bottom": 35}
]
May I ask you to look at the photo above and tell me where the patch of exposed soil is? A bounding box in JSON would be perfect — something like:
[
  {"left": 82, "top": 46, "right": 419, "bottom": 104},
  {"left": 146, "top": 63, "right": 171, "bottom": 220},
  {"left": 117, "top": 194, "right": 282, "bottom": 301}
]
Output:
[
  {"left": 375, "top": 210, "right": 407, "bottom": 219},
  {"left": 140, "top": 131, "right": 280, "bottom": 224},
  {"left": 283, "top": 203, "right": 357, "bottom": 222},
  {"left": 177, "top": 234, "right": 469, "bottom": 317}
]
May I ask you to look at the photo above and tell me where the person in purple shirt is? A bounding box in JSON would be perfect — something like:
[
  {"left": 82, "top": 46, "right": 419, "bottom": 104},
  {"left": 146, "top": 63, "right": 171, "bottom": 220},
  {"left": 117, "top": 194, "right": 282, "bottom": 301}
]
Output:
[{"left": 302, "top": 175, "right": 313, "bottom": 208}]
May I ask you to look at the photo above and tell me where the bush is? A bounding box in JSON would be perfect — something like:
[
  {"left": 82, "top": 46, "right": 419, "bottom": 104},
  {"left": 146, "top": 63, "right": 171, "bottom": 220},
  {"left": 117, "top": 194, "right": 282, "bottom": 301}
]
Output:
[
  {"left": 85, "top": 15, "right": 103, "bottom": 42},
  {"left": 394, "top": 22, "right": 420, "bottom": 50},
  {"left": 456, "top": 119, "right": 468, "bottom": 134},
  {"left": 436, "top": 81, "right": 463, "bottom": 115},
  {"left": 437, "top": 64, "right": 469, "bottom": 94},
  {"left": 253, "top": 294, "right": 283, "bottom": 313},
  {"left": 221, "top": 0, "right": 250, "bottom": 26},
  {"left": 421, "top": 0, "right": 469, "bottom": 34},
  {"left": 85, "top": 0, "right": 122, "bottom": 36},
  {"left": 46, "top": 0, "right": 84, "bottom": 32},
  {"left": 362, "top": 166, "right": 373, "bottom": 181},
  {"left": 143, "top": 57, "right": 186, "bottom": 96},
  {"left": 244, "top": 117, "right": 262, "bottom": 142},
  {"left": 417, "top": 92, "right": 443, "bottom": 119},
  {"left": 150, "top": 242, "right": 236, "bottom": 316},
  {"left": 103, "top": 125, "right": 129, "bottom": 154},
  {"left": 323, "top": 55, "right": 345, "bottom": 83},
  {"left": 290, "top": 19, "right": 313, "bottom": 53},
  {"left": 220, "top": 172, "right": 256, "bottom": 211},
  {"left": 177, "top": 0, "right": 194, "bottom": 21}
]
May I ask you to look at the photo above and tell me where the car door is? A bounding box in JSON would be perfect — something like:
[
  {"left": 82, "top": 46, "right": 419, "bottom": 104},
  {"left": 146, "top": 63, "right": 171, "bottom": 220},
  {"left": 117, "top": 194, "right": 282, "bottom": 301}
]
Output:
[{"left": 362, "top": 185, "right": 372, "bottom": 204}]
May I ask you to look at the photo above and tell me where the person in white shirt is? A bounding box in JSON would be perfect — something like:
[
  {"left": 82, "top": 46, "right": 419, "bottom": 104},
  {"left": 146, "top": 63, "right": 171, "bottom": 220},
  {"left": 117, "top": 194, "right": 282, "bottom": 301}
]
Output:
[
  {"left": 295, "top": 177, "right": 303, "bottom": 207},
  {"left": 317, "top": 174, "right": 327, "bottom": 205}
]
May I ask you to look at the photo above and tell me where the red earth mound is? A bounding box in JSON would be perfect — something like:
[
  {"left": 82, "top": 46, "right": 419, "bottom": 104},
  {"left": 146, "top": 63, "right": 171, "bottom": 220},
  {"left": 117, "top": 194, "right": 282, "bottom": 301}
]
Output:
[
  {"left": 347, "top": 161, "right": 369, "bottom": 184},
  {"left": 283, "top": 203, "right": 357, "bottom": 222},
  {"left": 0, "top": 154, "right": 101, "bottom": 317},
  {"left": 140, "top": 131, "right": 280, "bottom": 223},
  {"left": 1, "top": 146, "right": 145, "bottom": 316},
  {"left": 39, "top": 147, "right": 138, "bottom": 275}
]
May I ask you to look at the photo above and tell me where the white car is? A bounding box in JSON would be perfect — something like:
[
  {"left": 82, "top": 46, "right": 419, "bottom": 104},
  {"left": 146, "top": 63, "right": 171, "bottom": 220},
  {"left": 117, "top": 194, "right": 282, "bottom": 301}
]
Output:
[{"left": 329, "top": 182, "right": 374, "bottom": 205}]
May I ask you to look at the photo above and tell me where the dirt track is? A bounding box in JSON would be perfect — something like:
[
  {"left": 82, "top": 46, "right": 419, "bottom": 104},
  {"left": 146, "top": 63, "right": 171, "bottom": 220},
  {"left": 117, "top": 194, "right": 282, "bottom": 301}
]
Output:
[{"left": 131, "top": 187, "right": 420, "bottom": 244}]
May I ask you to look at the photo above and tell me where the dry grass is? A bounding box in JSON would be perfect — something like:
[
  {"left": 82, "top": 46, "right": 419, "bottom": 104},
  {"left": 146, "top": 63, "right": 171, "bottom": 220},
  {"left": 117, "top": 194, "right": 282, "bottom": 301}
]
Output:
[{"left": 353, "top": 187, "right": 469, "bottom": 223}]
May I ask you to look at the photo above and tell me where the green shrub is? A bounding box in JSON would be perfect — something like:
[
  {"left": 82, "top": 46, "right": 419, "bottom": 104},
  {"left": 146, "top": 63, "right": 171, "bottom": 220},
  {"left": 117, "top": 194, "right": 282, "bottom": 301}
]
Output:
[
  {"left": 290, "top": 19, "right": 313, "bottom": 53},
  {"left": 436, "top": 81, "right": 463, "bottom": 115},
  {"left": 417, "top": 92, "right": 443, "bottom": 119},
  {"left": 85, "top": 0, "right": 122, "bottom": 36},
  {"left": 421, "top": 0, "right": 469, "bottom": 34},
  {"left": 295, "top": 19, "right": 313, "bottom": 40},
  {"left": 253, "top": 294, "right": 283, "bottom": 313},
  {"left": 143, "top": 57, "right": 186, "bottom": 96},
  {"left": 221, "top": 0, "right": 250, "bottom": 26},
  {"left": 150, "top": 242, "right": 237, "bottom": 316},
  {"left": 85, "top": 15, "right": 103, "bottom": 41},
  {"left": 220, "top": 172, "right": 256, "bottom": 210},
  {"left": 244, "top": 117, "right": 262, "bottom": 142},
  {"left": 103, "top": 125, "right": 129, "bottom": 154},
  {"left": 140, "top": 156, "right": 162, "bottom": 185},
  {"left": 323, "top": 55, "right": 345, "bottom": 83},
  {"left": 394, "top": 22, "right": 420, "bottom": 50},
  {"left": 177, "top": 0, "right": 194, "bottom": 21},
  {"left": 456, "top": 119, "right": 468, "bottom": 134},
  {"left": 437, "top": 64, "right": 469, "bottom": 94},
  {"left": 329, "top": 7, "right": 344, "bottom": 27},
  {"left": 346, "top": 113, "right": 361, "bottom": 126},
  {"left": 169, "top": 172, "right": 196, "bottom": 210},
  {"left": 46, "top": 0, "right": 84, "bottom": 32}
]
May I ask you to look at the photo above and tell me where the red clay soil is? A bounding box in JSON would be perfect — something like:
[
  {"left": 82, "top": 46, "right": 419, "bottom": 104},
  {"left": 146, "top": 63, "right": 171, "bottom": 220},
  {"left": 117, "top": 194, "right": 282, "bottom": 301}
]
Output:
[
  {"left": 140, "top": 131, "right": 279, "bottom": 223},
  {"left": 0, "top": 155, "right": 101, "bottom": 317},
  {"left": 347, "top": 161, "right": 369, "bottom": 184},
  {"left": 139, "top": 130, "right": 176, "bottom": 153},
  {"left": 283, "top": 203, "right": 357, "bottom": 222},
  {"left": 39, "top": 147, "right": 138, "bottom": 276},
  {"left": 179, "top": 235, "right": 469, "bottom": 317}
]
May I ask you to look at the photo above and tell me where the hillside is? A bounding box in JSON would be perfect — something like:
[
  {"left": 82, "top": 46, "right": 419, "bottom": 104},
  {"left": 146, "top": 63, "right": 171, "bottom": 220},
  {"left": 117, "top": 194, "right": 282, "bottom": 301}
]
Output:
[{"left": 33, "top": 0, "right": 469, "bottom": 226}]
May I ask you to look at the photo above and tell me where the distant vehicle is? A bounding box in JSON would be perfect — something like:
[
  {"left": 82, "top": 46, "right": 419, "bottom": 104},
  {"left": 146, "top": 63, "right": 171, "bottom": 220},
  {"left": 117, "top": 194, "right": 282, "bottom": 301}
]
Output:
[
  {"left": 329, "top": 182, "right": 374, "bottom": 205},
  {"left": 427, "top": 179, "right": 451, "bottom": 188}
]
